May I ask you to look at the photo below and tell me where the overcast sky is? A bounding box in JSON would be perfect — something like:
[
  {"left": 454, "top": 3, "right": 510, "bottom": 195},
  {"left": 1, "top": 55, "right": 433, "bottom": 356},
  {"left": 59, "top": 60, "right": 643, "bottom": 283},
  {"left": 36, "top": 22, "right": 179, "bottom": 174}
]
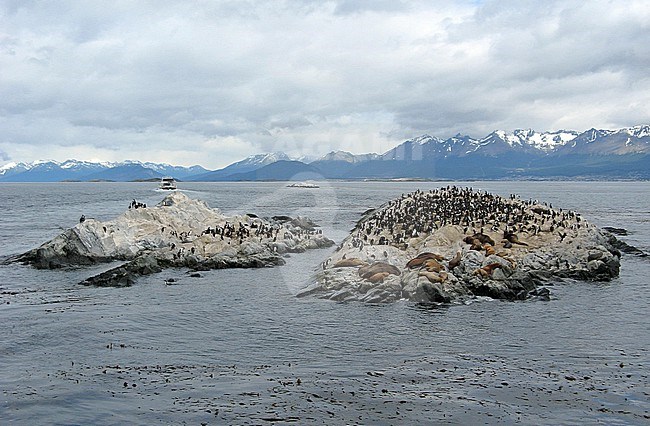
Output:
[{"left": 1, "top": 0, "right": 649, "bottom": 168}]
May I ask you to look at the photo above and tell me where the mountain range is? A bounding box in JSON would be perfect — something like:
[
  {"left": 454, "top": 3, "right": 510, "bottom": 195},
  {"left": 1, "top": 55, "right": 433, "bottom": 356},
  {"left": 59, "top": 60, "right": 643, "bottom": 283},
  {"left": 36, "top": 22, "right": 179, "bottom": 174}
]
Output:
[
  {"left": 2, "top": 125, "right": 648, "bottom": 182},
  {"left": 0, "top": 160, "right": 208, "bottom": 182}
]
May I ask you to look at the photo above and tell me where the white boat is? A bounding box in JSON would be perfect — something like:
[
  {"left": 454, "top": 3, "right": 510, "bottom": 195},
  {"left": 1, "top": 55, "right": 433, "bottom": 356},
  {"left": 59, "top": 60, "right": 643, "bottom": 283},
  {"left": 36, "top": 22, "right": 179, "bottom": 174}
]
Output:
[
  {"left": 159, "top": 177, "right": 177, "bottom": 190},
  {"left": 287, "top": 181, "right": 319, "bottom": 188}
]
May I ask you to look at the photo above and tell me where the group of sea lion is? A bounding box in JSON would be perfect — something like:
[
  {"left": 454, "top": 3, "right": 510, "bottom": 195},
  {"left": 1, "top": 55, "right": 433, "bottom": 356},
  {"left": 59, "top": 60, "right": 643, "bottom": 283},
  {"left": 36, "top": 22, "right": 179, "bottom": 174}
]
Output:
[
  {"left": 405, "top": 252, "right": 448, "bottom": 283},
  {"left": 460, "top": 229, "right": 523, "bottom": 276},
  {"left": 332, "top": 257, "right": 402, "bottom": 283},
  {"left": 331, "top": 194, "right": 537, "bottom": 285}
]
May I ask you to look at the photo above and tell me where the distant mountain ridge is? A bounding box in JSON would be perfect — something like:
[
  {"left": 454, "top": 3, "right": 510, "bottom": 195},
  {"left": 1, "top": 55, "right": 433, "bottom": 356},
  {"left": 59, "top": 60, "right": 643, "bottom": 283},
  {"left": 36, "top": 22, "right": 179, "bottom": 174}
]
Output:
[
  {"left": 0, "top": 160, "right": 208, "bottom": 182},
  {"left": 2, "top": 125, "right": 648, "bottom": 181},
  {"left": 188, "top": 152, "right": 294, "bottom": 181}
]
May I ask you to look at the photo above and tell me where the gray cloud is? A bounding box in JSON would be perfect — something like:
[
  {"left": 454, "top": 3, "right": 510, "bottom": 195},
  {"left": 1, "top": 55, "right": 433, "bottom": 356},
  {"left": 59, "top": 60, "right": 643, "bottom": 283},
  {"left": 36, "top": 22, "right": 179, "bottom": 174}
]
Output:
[{"left": 0, "top": 0, "right": 649, "bottom": 168}]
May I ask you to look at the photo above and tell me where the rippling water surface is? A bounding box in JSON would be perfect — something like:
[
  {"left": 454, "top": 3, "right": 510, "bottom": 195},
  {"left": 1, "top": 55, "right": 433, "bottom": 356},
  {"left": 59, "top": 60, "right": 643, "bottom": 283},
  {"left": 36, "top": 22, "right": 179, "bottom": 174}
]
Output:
[{"left": 1, "top": 181, "right": 648, "bottom": 424}]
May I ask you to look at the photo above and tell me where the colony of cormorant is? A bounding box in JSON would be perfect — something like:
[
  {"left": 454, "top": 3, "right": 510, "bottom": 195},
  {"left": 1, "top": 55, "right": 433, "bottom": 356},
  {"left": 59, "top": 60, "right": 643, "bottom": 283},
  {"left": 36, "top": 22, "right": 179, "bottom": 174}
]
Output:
[{"left": 349, "top": 186, "right": 585, "bottom": 251}]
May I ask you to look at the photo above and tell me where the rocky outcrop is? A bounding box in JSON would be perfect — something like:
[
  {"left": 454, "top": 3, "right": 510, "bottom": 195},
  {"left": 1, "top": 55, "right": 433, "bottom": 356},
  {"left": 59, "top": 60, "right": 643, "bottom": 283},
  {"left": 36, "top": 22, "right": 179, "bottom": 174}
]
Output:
[
  {"left": 300, "top": 187, "right": 624, "bottom": 303},
  {"left": 13, "top": 192, "right": 334, "bottom": 287}
]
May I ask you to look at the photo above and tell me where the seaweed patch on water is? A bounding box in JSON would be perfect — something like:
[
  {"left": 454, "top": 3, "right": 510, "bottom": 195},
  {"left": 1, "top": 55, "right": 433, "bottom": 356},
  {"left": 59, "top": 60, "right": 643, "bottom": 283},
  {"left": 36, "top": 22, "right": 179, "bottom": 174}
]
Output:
[{"left": 31, "top": 353, "right": 649, "bottom": 425}]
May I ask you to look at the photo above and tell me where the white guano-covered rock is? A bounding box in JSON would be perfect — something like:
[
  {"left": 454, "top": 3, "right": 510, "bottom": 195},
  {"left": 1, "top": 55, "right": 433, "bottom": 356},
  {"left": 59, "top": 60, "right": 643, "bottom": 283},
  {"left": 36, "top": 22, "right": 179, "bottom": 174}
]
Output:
[{"left": 14, "top": 192, "right": 334, "bottom": 286}]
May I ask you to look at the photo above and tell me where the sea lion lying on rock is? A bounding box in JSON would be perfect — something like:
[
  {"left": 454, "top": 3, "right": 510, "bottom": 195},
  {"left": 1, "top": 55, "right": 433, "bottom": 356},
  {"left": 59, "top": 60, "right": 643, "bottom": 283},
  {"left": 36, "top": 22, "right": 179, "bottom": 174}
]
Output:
[
  {"left": 423, "top": 259, "right": 445, "bottom": 273},
  {"left": 333, "top": 258, "right": 367, "bottom": 268},
  {"left": 473, "top": 262, "right": 503, "bottom": 278},
  {"left": 367, "top": 272, "right": 390, "bottom": 283},
  {"left": 464, "top": 233, "right": 495, "bottom": 247},
  {"left": 419, "top": 270, "right": 448, "bottom": 283},
  {"left": 358, "top": 262, "right": 401, "bottom": 280},
  {"left": 406, "top": 252, "right": 445, "bottom": 269},
  {"left": 448, "top": 251, "right": 462, "bottom": 270},
  {"left": 504, "top": 231, "right": 528, "bottom": 246},
  {"left": 467, "top": 238, "right": 483, "bottom": 251}
]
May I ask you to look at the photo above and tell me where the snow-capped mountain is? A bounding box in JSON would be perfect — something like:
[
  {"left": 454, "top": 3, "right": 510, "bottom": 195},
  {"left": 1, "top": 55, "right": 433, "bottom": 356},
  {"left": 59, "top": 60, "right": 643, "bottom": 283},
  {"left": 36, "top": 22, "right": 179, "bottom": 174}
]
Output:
[
  {"left": 343, "top": 125, "right": 649, "bottom": 180},
  {"left": 234, "top": 152, "right": 293, "bottom": 168},
  {"left": 510, "top": 129, "right": 579, "bottom": 151},
  {"left": 384, "top": 126, "right": 646, "bottom": 160},
  {"left": 0, "top": 160, "right": 208, "bottom": 182},
  {"left": 2, "top": 125, "right": 648, "bottom": 182},
  {"left": 463, "top": 129, "right": 580, "bottom": 155},
  {"left": 555, "top": 126, "right": 650, "bottom": 155},
  {"left": 625, "top": 124, "right": 650, "bottom": 138},
  {"left": 0, "top": 162, "right": 31, "bottom": 178},
  {"left": 185, "top": 152, "right": 295, "bottom": 181},
  {"left": 121, "top": 161, "right": 208, "bottom": 179},
  {"left": 382, "top": 135, "right": 445, "bottom": 161},
  {"left": 0, "top": 160, "right": 101, "bottom": 182},
  {"left": 315, "top": 151, "right": 381, "bottom": 163}
]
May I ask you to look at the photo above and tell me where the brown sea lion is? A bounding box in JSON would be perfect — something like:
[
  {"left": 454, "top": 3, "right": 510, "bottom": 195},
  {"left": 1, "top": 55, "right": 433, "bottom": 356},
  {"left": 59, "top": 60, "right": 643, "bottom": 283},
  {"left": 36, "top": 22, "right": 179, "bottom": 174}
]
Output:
[
  {"left": 469, "top": 239, "right": 483, "bottom": 251},
  {"left": 504, "top": 231, "right": 528, "bottom": 246},
  {"left": 465, "top": 233, "right": 495, "bottom": 246},
  {"left": 333, "top": 258, "right": 367, "bottom": 268},
  {"left": 405, "top": 252, "right": 445, "bottom": 269},
  {"left": 367, "top": 272, "right": 390, "bottom": 283},
  {"left": 358, "top": 262, "right": 401, "bottom": 279},
  {"left": 423, "top": 259, "right": 444, "bottom": 273},
  {"left": 473, "top": 262, "right": 503, "bottom": 278},
  {"left": 478, "top": 234, "right": 496, "bottom": 246},
  {"left": 448, "top": 251, "right": 462, "bottom": 270},
  {"left": 462, "top": 235, "right": 475, "bottom": 244},
  {"left": 419, "top": 270, "right": 448, "bottom": 283},
  {"left": 484, "top": 244, "right": 496, "bottom": 256}
]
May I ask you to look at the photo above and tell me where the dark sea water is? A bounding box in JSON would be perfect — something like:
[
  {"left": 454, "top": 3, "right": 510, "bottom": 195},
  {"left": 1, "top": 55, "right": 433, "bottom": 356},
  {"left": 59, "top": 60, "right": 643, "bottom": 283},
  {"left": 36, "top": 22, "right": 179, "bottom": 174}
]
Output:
[{"left": 1, "top": 181, "right": 648, "bottom": 425}]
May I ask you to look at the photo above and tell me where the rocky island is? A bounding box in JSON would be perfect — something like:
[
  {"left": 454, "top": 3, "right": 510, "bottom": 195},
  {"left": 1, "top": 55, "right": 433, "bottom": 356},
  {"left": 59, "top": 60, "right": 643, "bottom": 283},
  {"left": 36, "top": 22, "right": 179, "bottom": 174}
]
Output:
[
  {"left": 12, "top": 192, "right": 334, "bottom": 287},
  {"left": 300, "top": 187, "right": 624, "bottom": 303}
]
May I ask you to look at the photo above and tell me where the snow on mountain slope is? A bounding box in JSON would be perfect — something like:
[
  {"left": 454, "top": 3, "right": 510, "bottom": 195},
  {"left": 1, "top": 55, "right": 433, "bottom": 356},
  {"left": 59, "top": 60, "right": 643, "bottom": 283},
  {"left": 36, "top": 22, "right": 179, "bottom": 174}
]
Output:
[
  {"left": 316, "top": 151, "right": 381, "bottom": 163},
  {"left": 2, "top": 125, "right": 648, "bottom": 181},
  {"left": 0, "top": 159, "right": 207, "bottom": 182},
  {"left": 0, "top": 162, "right": 30, "bottom": 176},
  {"left": 236, "top": 152, "right": 293, "bottom": 167},
  {"left": 504, "top": 129, "right": 579, "bottom": 151}
]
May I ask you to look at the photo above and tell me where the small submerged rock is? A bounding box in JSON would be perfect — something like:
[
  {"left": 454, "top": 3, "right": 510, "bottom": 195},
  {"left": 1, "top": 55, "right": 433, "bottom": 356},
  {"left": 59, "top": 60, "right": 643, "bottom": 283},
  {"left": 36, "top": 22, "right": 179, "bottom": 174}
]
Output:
[
  {"left": 12, "top": 192, "right": 334, "bottom": 286},
  {"left": 302, "top": 187, "right": 623, "bottom": 303}
]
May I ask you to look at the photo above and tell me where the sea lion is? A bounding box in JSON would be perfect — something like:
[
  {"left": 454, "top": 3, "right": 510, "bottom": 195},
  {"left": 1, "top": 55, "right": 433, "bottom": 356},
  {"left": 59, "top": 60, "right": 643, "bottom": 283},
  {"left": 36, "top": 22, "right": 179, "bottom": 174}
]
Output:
[
  {"left": 473, "top": 262, "right": 503, "bottom": 278},
  {"left": 419, "top": 270, "right": 448, "bottom": 283},
  {"left": 358, "top": 262, "right": 401, "bottom": 279},
  {"left": 423, "top": 259, "right": 444, "bottom": 273},
  {"left": 333, "top": 258, "right": 367, "bottom": 268},
  {"left": 366, "top": 271, "right": 390, "bottom": 283},
  {"left": 405, "top": 252, "right": 445, "bottom": 269},
  {"left": 465, "top": 233, "right": 495, "bottom": 246},
  {"left": 484, "top": 244, "right": 496, "bottom": 256},
  {"left": 475, "top": 233, "right": 495, "bottom": 246},
  {"left": 468, "top": 238, "right": 483, "bottom": 251},
  {"left": 448, "top": 251, "right": 462, "bottom": 270},
  {"left": 503, "top": 231, "right": 528, "bottom": 246}
]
